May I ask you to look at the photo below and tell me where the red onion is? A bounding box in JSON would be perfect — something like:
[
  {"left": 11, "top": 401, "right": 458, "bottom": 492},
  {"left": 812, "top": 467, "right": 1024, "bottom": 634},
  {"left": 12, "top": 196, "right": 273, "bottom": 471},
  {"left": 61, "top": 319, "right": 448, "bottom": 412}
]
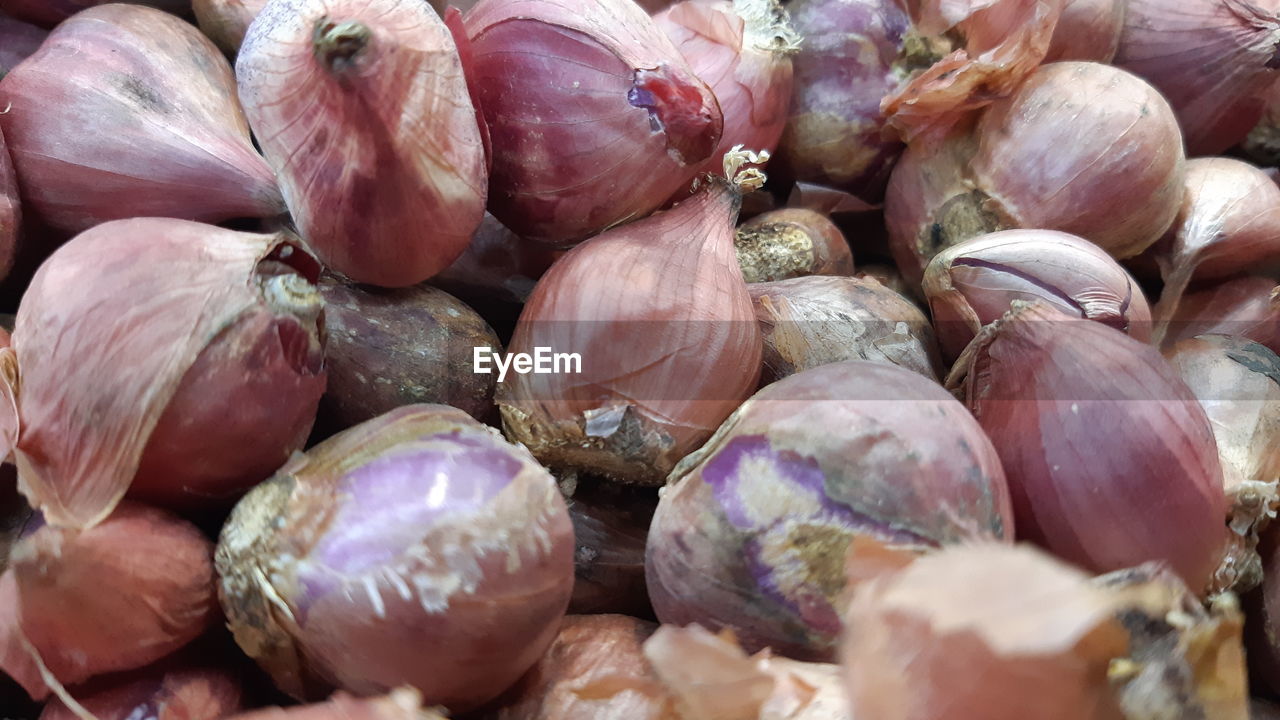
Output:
[
  {"left": 228, "top": 689, "right": 443, "bottom": 720},
  {"left": 464, "top": 0, "right": 723, "bottom": 244},
  {"left": 13, "top": 219, "right": 326, "bottom": 526},
  {"left": 1044, "top": 0, "right": 1125, "bottom": 62},
  {"left": 40, "top": 665, "right": 244, "bottom": 720},
  {"left": 1115, "top": 0, "right": 1280, "bottom": 156},
  {"left": 216, "top": 404, "right": 575, "bottom": 711},
  {"left": 238, "top": 0, "right": 487, "bottom": 288},
  {"left": 947, "top": 301, "right": 1228, "bottom": 591},
  {"left": 0, "top": 5, "right": 284, "bottom": 235},
  {"left": 654, "top": 0, "right": 798, "bottom": 179},
  {"left": 0, "top": 503, "right": 216, "bottom": 700},
  {"left": 498, "top": 165, "right": 764, "bottom": 485},
  {"left": 734, "top": 208, "right": 852, "bottom": 283},
  {"left": 887, "top": 62, "right": 1186, "bottom": 287},
  {"left": 0, "top": 12, "right": 44, "bottom": 76},
  {"left": 193, "top": 0, "right": 266, "bottom": 55},
  {"left": 0, "top": 0, "right": 191, "bottom": 27},
  {"left": 1163, "top": 276, "right": 1280, "bottom": 354},
  {"left": 433, "top": 213, "right": 559, "bottom": 308},
  {"left": 749, "top": 275, "right": 942, "bottom": 382},
  {"left": 565, "top": 483, "right": 657, "bottom": 617},
  {"left": 0, "top": 126, "right": 17, "bottom": 285},
  {"left": 318, "top": 277, "right": 501, "bottom": 429},
  {"left": 922, "top": 229, "right": 1153, "bottom": 362},
  {"left": 647, "top": 360, "right": 1013, "bottom": 659}
]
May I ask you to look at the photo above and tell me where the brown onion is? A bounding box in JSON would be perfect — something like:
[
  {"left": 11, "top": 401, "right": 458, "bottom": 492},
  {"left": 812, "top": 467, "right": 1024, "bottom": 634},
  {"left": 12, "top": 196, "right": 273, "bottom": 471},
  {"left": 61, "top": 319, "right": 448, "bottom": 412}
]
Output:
[
  {"left": 0, "top": 0, "right": 191, "bottom": 27},
  {"left": 749, "top": 275, "right": 942, "bottom": 382},
  {"left": 1044, "top": 0, "right": 1125, "bottom": 62},
  {"left": 922, "top": 229, "right": 1153, "bottom": 362},
  {"left": 498, "top": 165, "right": 764, "bottom": 485},
  {"left": 193, "top": 0, "right": 266, "bottom": 55},
  {"left": 40, "top": 664, "right": 244, "bottom": 720},
  {"left": 647, "top": 360, "right": 1012, "bottom": 659},
  {"left": 216, "top": 404, "right": 574, "bottom": 712},
  {"left": 1115, "top": 0, "right": 1280, "bottom": 156},
  {"left": 565, "top": 482, "right": 657, "bottom": 617},
  {"left": 886, "top": 62, "right": 1186, "bottom": 287},
  {"left": 0, "top": 503, "right": 216, "bottom": 700},
  {"left": 734, "top": 208, "right": 852, "bottom": 283},
  {"left": 0, "top": 12, "right": 44, "bottom": 76},
  {"left": 1163, "top": 276, "right": 1280, "bottom": 354},
  {"left": 947, "top": 301, "right": 1228, "bottom": 590},
  {"left": 318, "top": 277, "right": 501, "bottom": 429},
  {"left": 0, "top": 5, "right": 283, "bottom": 235},
  {"left": 13, "top": 219, "right": 326, "bottom": 526},
  {"left": 0, "top": 126, "right": 17, "bottom": 284},
  {"left": 238, "top": 0, "right": 487, "bottom": 288},
  {"left": 228, "top": 689, "right": 443, "bottom": 720},
  {"left": 464, "top": 0, "right": 722, "bottom": 245}
]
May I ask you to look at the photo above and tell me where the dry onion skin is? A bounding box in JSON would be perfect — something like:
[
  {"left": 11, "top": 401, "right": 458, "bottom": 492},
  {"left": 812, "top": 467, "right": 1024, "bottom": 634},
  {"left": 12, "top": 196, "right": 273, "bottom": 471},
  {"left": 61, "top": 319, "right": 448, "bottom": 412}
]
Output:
[
  {"left": 0, "top": 5, "right": 284, "bottom": 235},
  {"left": 1044, "top": 0, "right": 1125, "bottom": 62},
  {"left": 922, "top": 229, "right": 1152, "bottom": 363},
  {"left": 0, "top": 12, "right": 44, "bottom": 76},
  {"left": 734, "top": 208, "right": 853, "bottom": 284},
  {"left": 39, "top": 664, "right": 244, "bottom": 720},
  {"left": 647, "top": 360, "right": 1012, "bottom": 660},
  {"left": 238, "top": 0, "right": 488, "bottom": 288},
  {"left": 464, "top": 0, "right": 723, "bottom": 245},
  {"left": 1115, "top": 0, "right": 1280, "bottom": 156},
  {"left": 216, "top": 404, "right": 575, "bottom": 712},
  {"left": 12, "top": 219, "right": 326, "bottom": 525},
  {"left": 1163, "top": 276, "right": 1280, "bottom": 355},
  {"left": 948, "top": 301, "right": 1229, "bottom": 591},
  {"left": 227, "top": 688, "right": 445, "bottom": 720},
  {"left": 193, "top": 0, "right": 267, "bottom": 56},
  {"left": 749, "top": 275, "right": 943, "bottom": 383}
]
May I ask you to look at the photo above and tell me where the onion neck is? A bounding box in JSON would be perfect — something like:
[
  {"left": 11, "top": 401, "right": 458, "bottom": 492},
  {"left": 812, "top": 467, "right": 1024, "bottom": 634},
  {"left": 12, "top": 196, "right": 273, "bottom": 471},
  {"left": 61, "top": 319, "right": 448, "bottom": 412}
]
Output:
[{"left": 314, "top": 18, "right": 372, "bottom": 74}]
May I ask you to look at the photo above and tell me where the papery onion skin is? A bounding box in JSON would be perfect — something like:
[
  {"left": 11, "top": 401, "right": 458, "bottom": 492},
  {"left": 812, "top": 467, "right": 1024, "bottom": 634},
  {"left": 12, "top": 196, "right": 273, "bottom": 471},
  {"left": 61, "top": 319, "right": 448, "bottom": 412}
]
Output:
[
  {"left": 498, "top": 180, "right": 762, "bottom": 486},
  {"left": 193, "top": 0, "right": 267, "bottom": 55},
  {"left": 0, "top": 13, "right": 44, "bottom": 76},
  {"left": 0, "top": 0, "right": 191, "bottom": 27},
  {"left": 227, "top": 688, "right": 444, "bottom": 720},
  {"left": 647, "top": 360, "right": 1013, "bottom": 659},
  {"left": 318, "top": 278, "right": 501, "bottom": 429},
  {"left": 566, "top": 483, "right": 657, "bottom": 617},
  {"left": 734, "top": 208, "right": 852, "bottom": 283},
  {"left": 1044, "top": 0, "right": 1125, "bottom": 62},
  {"left": 1115, "top": 0, "right": 1280, "bottom": 156},
  {"left": 14, "top": 219, "right": 326, "bottom": 527},
  {"left": 1163, "top": 276, "right": 1280, "bottom": 355},
  {"left": 0, "top": 5, "right": 284, "bottom": 235},
  {"left": 39, "top": 665, "right": 244, "bottom": 720},
  {"left": 749, "top": 275, "right": 942, "bottom": 383},
  {"left": 238, "top": 0, "right": 487, "bottom": 288},
  {"left": 949, "top": 301, "right": 1228, "bottom": 591},
  {"left": 923, "top": 229, "right": 1152, "bottom": 362},
  {"left": 216, "top": 404, "right": 575, "bottom": 711},
  {"left": 0, "top": 126, "right": 17, "bottom": 284},
  {"left": 0, "top": 503, "right": 217, "bottom": 700},
  {"left": 464, "top": 0, "right": 722, "bottom": 245}
]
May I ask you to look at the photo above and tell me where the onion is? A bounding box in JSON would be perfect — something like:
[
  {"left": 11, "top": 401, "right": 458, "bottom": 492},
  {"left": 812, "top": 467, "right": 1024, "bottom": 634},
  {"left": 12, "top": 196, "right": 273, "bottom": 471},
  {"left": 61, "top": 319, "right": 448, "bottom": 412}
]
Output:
[
  {"left": 40, "top": 664, "right": 244, "bottom": 720},
  {"left": 565, "top": 482, "right": 657, "bottom": 617},
  {"left": 1163, "top": 276, "right": 1280, "bottom": 354},
  {"left": 947, "top": 301, "right": 1228, "bottom": 591},
  {"left": 238, "top": 0, "right": 487, "bottom": 288},
  {"left": 1246, "top": 82, "right": 1280, "bottom": 166},
  {"left": 0, "top": 5, "right": 284, "bottom": 235},
  {"left": 433, "top": 213, "right": 559, "bottom": 308},
  {"left": 749, "top": 275, "right": 942, "bottom": 383},
  {"left": 0, "top": 126, "right": 17, "bottom": 284},
  {"left": 0, "top": 12, "right": 44, "bottom": 76},
  {"left": 1044, "top": 0, "right": 1125, "bottom": 62},
  {"left": 654, "top": 0, "right": 798, "bottom": 179},
  {"left": 318, "top": 277, "right": 502, "bottom": 430},
  {"left": 216, "top": 404, "right": 575, "bottom": 711},
  {"left": 13, "top": 219, "right": 326, "bottom": 526},
  {"left": 193, "top": 0, "right": 266, "bottom": 55},
  {"left": 227, "top": 688, "right": 443, "bottom": 720},
  {"left": 856, "top": 263, "right": 915, "bottom": 300},
  {"left": 498, "top": 160, "right": 764, "bottom": 486},
  {"left": 0, "top": 0, "right": 191, "bottom": 27},
  {"left": 647, "top": 360, "right": 1012, "bottom": 659},
  {"left": 0, "top": 503, "right": 216, "bottom": 700},
  {"left": 922, "top": 229, "right": 1153, "bottom": 363},
  {"left": 464, "top": 0, "right": 722, "bottom": 245},
  {"left": 1115, "top": 0, "right": 1280, "bottom": 156},
  {"left": 886, "top": 62, "right": 1186, "bottom": 287},
  {"left": 734, "top": 208, "right": 852, "bottom": 283}
]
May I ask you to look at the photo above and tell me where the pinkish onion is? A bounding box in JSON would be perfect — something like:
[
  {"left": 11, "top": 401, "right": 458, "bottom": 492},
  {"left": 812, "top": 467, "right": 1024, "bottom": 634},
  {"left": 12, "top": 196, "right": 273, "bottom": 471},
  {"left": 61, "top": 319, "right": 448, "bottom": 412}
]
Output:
[
  {"left": 0, "top": 0, "right": 192, "bottom": 27},
  {"left": 1163, "top": 276, "right": 1280, "bottom": 354},
  {"left": 0, "top": 12, "right": 45, "bottom": 76},
  {"left": 432, "top": 213, "right": 560, "bottom": 307},
  {"left": 734, "top": 208, "right": 853, "bottom": 283},
  {"left": 1044, "top": 0, "right": 1125, "bottom": 62},
  {"left": 40, "top": 664, "right": 244, "bottom": 720},
  {"left": 193, "top": 0, "right": 266, "bottom": 55},
  {"left": 0, "top": 126, "right": 17, "bottom": 284}
]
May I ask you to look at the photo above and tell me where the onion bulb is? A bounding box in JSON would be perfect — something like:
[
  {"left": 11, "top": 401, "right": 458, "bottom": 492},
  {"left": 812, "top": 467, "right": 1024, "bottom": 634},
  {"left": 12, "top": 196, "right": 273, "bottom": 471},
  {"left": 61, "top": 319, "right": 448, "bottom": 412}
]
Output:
[
  {"left": 13, "top": 219, "right": 326, "bottom": 526},
  {"left": 734, "top": 208, "right": 852, "bottom": 283},
  {"left": 39, "top": 664, "right": 244, "bottom": 720},
  {"left": 1163, "top": 276, "right": 1280, "bottom": 356},
  {"left": 1044, "top": 0, "right": 1125, "bottom": 62},
  {"left": 464, "top": 0, "right": 723, "bottom": 244},
  {"left": 193, "top": 0, "right": 267, "bottom": 55},
  {"left": 0, "top": 12, "right": 44, "bottom": 76},
  {"left": 0, "top": 4, "right": 284, "bottom": 235},
  {"left": 0, "top": 126, "right": 17, "bottom": 285},
  {"left": 947, "top": 301, "right": 1228, "bottom": 591},
  {"left": 227, "top": 688, "right": 444, "bottom": 720},
  {"left": 566, "top": 483, "right": 657, "bottom": 617},
  {"left": 216, "top": 404, "right": 574, "bottom": 712},
  {"left": 647, "top": 360, "right": 1012, "bottom": 659},
  {"left": 0, "top": 0, "right": 191, "bottom": 27},
  {"left": 238, "top": 0, "right": 487, "bottom": 288},
  {"left": 1246, "top": 82, "right": 1280, "bottom": 166},
  {"left": 432, "top": 213, "right": 559, "bottom": 308}
]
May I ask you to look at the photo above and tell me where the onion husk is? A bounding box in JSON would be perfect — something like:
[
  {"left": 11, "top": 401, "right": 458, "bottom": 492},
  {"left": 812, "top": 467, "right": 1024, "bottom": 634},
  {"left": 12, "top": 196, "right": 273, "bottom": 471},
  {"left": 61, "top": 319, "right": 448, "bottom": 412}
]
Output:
[
  {"left": 0, "top": 4, "right": 284, "bottom": 235},
  {"left": 193, "top": 0, "right": 266, "bottom": 56},
  {"left": 1044, "top": 0, "right": 1125, "bottom": 62},
  {"left": 227, "top": 688, "right": 445, "bottom": 720},
  {"left": 1163, "top": 276, "right": 1280, "bottom": 355},
  {"left": 0, "top": 12, "right": 44, "bottom": 77},
  {"left": 0, "top": 0, "right": 192, "bottom": 27},
  {"left": 39, "top": 664, "right": 244, "bottom": 720},
  {"left": 734, "top": 208, "right": 853, "bottom": 283},
  {"left": 565, "top": 482, "right": 657, "bottom": 617}
]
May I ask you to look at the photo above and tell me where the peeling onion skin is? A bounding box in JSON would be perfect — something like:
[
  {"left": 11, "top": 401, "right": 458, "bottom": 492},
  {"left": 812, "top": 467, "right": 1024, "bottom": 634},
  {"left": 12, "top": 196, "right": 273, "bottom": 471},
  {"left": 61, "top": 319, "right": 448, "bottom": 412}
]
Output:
[
  {"left": 922, "top": 229, "right": 1152, "bottom": 363},
  {"left": 1163, "top": 276, "right": 1280, "bottom": 355},
  {"left": 216, "top": 404, "right": 575, "bottom": 712},
  {"left": 238, "top": 0, "right": 487, "bottom": 288},
  {"left": 39, "top": 665, "right": 244, "bottom": 720},
  {"left": 227, "top": 688, "right": 445, "bottom": 720},
  {"left": 193, "top": 0, "right": 267, "bottom": 56},
  {"left": 647, "top": 360, "right": 1013, "bottom": 660},
  {"left": 0, "top": 5, "right": 284, "bottom": 235},
  {"left": 318, "top": 278, "right": 502, "bottom": 429},
  {"left": 1044, "top": 0, "right": 1125, "bottom": 62},
  {"left": 13, "top": 220, "right": 327, "bottom": 525},
  {"left": 749, "top": 275, "right": 943, "bottom": 383},
  {"left": 734, "top": 208, "right": 852, "bottom": 284},
  {"left": 464, "top": 0, "right": 723, "bottom": 245},
  {"left": 566, "top": 483, "right": 657, "bottom": 617},
  {"left": 0, "top": 13, "right": 44, "bottom": 76},
  {"left": 0, "top": 503, "right": 217, "bottom": 700},
  {"left": 948, "top": 302, "right": 1229, "bottom": 591},
  {"left": 0, "top": 0, "right": 192, "bottom": 27},
  {"left": 0, "top": 126, "right": 17, "bottom": 285},
  {"left": 498, "top": 179, "right": 762, "bottom": 486},
  {"left": 1115, "top": 0, "right": 1280, "bottom": 156}
]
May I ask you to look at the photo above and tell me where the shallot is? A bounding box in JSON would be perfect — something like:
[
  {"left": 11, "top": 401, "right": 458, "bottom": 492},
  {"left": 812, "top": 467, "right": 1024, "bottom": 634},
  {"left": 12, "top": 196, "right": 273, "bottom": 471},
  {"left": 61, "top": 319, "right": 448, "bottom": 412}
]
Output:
[
  {"left": 0, "top": 126, "right": 17, "bottom": 284},
  {"left": 1044, "top": 0, "right": 1125, "bottom": 62},
  {"left": 1163, "top": 276, "right": 1280, "bottom": 354},
  {"left": 193, "top": 0, "right": 267, "bottom": 55},
  {"left": 0, "top": 0, "right": 191, "bottom": 27},
  {"left": 566, "top": 482, "right": 657, "bottom": 617},
  {"left": 0, "top": 12, "right": 44, "bottom": 76},
  {"left": 734, "top": 208, "right": 852, "bottom": 283},
  {"left": 39, "top": 664, "right": 244, "bottom": 720}
]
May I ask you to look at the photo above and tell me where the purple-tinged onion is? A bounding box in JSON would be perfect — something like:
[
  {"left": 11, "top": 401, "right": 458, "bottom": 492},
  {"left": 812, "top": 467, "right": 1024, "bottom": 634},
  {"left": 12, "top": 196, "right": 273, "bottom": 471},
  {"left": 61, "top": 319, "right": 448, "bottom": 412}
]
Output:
[
  {"left": 1163, "top": 276, "right": 1280, "bottom": 354},
  {"left": 40, "top": 664, "right": 244, "bottom": 720},
  {"left": 216, "top": 404, "right": 575, "bottom": 712},
  {"left": 0, "top": 0, "right": 191, "bottom": 27},
  {"left": 0, "top": 12, "right": 44, "bottom": 76},
  {"left": 647, "top": 360, "right": 1013, "bottom": 660},
  {"left": 734, "top": 208, "right": 852, "bottom": 283},
  {"left": 566, "top": 483, "right": 657, "bottom": 617},
  {"left": 1044, "top": 0, "right": 1125, "bottom": 62},
  {"left": 0, "top": 5, "right": 283, "bottom": 235},
  {"left": 947, "top": 301, "right": 1229, "bottom": 591},
  {"left": 227, "top": 689, "right": 443, "bottom": 720},
  {"left": 464, "top": 0, "right": 723, "bottom": 245},
  {"left": 193, "top": 0, "right": 267, "bottom": 56}
]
